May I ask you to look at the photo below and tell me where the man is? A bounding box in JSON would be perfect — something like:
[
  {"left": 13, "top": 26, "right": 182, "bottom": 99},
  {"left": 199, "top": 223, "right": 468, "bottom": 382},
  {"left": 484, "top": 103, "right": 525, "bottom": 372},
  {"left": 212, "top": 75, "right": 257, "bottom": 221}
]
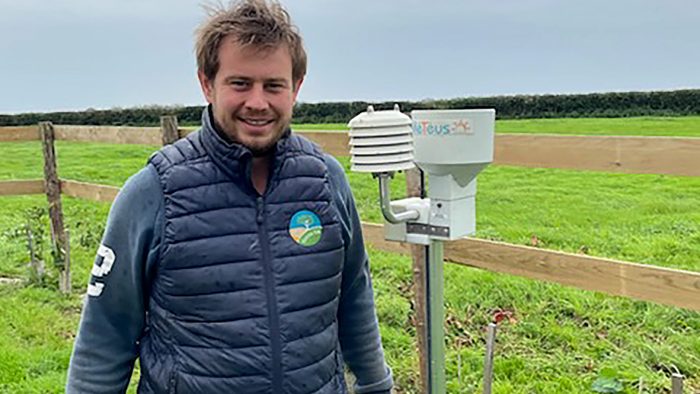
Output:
[{"left": 66, "top": 1, "right": 393, "bottom": 393}]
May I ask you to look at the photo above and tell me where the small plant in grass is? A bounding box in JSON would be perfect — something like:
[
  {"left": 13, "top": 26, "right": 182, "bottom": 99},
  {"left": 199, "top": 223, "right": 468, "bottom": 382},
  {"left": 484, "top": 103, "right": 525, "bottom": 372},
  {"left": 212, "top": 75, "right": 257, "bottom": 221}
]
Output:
[
  {"left": 2, "top": 207, "right": 49, "bottom": 285},
  {"left": 591, "top": 367, "right": 624, "bottom": 393},
  {"left": 72, "top": 218, "right": 104, "bottom": 249},
  {"left": 0, "top": 207, "right": 65, "bottom": 288}
]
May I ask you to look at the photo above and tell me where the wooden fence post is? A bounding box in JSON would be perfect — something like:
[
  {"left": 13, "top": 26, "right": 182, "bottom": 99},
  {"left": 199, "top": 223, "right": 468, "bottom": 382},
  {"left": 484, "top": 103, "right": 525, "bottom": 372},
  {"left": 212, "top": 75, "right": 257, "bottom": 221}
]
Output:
[
  {"left": 39, "top": 122, "right": 70, "bottom": 294},
  {"left": 406, "top": 167, "right": 429, "bottom": 393},
  {"left": 160, "top": 115, "right": 179, "bottom": 145}
]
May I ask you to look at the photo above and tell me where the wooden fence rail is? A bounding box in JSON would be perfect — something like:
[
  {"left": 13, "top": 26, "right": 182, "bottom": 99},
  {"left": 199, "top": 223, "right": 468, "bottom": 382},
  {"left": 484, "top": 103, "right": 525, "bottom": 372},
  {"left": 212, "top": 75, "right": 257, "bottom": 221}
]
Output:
[
  {"left": 2, "top": 125, "right": 699, "bottom": 176},
  {"left": 54, "top": 125, "right": 162, "bottom": 145},
  {"left": 60, "top": 180, "right": 120, "bottom": 202},
  {"left": 0, "top": 179, "right": 45, "bottom": 195},
  {"left": 495, "top": 134, "right": 700, "bottom": 177},
  {"left": 0, "top": 126, "right": 39, "bottom": 142},
  {"left": 361, "top": 224, "right": 700, "bottom": 312}
]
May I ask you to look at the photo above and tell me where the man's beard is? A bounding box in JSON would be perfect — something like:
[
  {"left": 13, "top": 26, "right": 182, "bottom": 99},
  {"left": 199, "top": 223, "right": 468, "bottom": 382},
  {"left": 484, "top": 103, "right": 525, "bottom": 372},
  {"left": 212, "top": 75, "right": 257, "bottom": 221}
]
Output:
[
  {"left": 249, "top": 141, "right": 277, "bottom": 157},
  {"left": 245, "top": 121, "right": 289, "bottom": 157},
  {"left": 213, "top": 109, "right": 290, "bottom": 157}
]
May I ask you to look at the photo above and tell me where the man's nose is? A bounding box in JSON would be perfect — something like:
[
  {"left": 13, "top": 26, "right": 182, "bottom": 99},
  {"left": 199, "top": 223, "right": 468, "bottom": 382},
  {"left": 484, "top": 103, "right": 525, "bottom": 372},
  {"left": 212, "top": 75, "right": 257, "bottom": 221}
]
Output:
[{"left": 244, "top": 85, "right": 270, "bottom": 111}]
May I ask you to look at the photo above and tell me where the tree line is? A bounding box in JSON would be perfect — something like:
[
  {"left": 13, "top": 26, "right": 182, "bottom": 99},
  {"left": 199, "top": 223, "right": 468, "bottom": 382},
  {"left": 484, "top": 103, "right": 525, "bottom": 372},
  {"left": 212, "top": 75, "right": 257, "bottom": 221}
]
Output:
[{"left": 1, "top": 89, "right": 698, "bottom": 126}]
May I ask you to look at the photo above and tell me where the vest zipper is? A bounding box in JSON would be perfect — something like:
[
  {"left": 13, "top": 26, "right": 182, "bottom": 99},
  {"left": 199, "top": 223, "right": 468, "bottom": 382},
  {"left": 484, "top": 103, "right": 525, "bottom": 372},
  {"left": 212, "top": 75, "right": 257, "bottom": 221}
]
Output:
[{"left": 257, "top": 196, "right": 283, "bottom": 393}]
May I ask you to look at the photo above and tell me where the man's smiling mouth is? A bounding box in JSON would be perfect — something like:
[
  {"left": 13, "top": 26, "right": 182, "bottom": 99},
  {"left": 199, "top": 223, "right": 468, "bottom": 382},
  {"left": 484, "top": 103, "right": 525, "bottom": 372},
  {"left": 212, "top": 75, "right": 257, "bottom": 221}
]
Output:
[{"left": 239, "top": 117, "right": 274, "bottom": 126}]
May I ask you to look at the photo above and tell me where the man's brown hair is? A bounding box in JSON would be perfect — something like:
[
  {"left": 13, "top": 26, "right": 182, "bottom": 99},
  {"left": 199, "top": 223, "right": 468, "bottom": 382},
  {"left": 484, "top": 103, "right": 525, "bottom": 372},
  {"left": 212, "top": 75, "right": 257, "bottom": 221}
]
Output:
[{"left": 195, "top": 0, "right": 307, "bottom": 87}]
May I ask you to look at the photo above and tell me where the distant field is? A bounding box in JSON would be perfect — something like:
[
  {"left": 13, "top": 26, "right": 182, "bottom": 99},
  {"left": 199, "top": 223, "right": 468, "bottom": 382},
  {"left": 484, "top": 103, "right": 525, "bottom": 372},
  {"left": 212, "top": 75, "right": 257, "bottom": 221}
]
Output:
[
  {"left": 292, "top": 116, "right": 700, "bottom": 137},
  {"left": 1, "top": 116, "right": 699, "bottom": 392},
  {"left": 496, "top": 116, "right": 700, "bottom": 137},
  {"left": 291, "top": 123, "right": 347, "bottom": 131}
]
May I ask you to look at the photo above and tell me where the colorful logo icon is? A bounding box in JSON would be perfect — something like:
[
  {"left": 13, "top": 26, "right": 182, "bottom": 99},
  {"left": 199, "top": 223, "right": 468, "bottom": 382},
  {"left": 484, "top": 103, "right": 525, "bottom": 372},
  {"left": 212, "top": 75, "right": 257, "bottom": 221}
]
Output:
[{"left": 289, "top": 210, "right": 323, "bottom": 247}]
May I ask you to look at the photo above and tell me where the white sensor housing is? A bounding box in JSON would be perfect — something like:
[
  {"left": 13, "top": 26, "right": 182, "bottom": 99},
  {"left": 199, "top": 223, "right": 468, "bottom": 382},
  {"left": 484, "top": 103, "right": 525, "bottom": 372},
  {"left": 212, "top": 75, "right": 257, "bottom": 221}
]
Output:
[{"left": 347, "top": 105, "right": 415, "bottom": 173}]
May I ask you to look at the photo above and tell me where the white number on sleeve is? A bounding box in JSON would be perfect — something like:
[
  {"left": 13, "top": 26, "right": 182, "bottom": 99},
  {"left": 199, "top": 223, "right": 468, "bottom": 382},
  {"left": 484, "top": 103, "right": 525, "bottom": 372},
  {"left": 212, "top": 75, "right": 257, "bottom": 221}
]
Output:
[{"left": 87, "top": 244, "right": 116, "bottom": 297}]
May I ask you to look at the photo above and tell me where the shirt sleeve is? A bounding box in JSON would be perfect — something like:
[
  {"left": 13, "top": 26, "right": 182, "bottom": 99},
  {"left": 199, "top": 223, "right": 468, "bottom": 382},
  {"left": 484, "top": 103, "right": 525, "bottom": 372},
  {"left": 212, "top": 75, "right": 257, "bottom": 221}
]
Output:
[
  {"left": 324, "top": 154, "right": 393, "bottom": 394},
  {"left": 66, "top": 165, "right": 164, "bottom": 394}
]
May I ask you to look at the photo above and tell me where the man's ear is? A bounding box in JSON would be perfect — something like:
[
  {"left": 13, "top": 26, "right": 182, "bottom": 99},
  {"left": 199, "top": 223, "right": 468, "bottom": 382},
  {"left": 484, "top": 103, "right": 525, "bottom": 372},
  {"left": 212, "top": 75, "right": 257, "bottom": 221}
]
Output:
[
  {"left": 198, "top": 70, "right": 214, "bottom": 103},
  {"left": 292, "top": 77, "right": 304, "bottom": 101}
]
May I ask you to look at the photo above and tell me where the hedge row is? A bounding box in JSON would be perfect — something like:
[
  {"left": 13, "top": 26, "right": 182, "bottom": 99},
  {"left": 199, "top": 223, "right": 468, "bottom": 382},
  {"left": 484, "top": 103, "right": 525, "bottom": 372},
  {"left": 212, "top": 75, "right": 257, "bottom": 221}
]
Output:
[
  {"left": 1, "top": 89, "right": 698, "bottom": 127},
  {"left": 294, "top": 89, "right": 700, "bottom": 123}
]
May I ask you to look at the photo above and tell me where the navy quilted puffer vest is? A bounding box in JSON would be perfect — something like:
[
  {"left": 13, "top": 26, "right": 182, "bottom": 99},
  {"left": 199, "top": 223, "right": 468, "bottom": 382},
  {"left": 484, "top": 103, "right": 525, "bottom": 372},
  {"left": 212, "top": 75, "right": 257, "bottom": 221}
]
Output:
[{"left": 138, "top": 116, "right": 347, "bottom": 393}]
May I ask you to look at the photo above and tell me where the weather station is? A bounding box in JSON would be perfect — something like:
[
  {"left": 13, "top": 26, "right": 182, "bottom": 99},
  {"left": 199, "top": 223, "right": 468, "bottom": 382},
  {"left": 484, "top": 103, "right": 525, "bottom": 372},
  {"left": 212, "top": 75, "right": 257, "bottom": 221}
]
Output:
[{"left": 348, "top": 105, "right": 495, "bottom": 393}]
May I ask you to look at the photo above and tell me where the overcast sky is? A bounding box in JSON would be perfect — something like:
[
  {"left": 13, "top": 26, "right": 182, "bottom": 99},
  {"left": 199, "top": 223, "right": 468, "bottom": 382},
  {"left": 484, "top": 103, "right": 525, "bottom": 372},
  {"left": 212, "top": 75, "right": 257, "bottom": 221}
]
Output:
[{"left": 1, "top": 0, "right": 698, "bottom": 114}]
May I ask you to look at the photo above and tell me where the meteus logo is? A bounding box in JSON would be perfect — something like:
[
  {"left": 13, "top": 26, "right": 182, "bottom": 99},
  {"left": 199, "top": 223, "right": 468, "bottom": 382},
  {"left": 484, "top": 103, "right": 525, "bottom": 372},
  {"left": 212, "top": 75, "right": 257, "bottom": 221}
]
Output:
[{"left": 413, "top": 119, "right": 472, "bottom": 136}]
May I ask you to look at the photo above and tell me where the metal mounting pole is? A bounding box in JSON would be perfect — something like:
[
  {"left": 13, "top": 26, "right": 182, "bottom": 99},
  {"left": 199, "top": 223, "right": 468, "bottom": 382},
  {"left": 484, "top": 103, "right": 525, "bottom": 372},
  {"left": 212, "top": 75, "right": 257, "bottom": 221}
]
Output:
[{"left": 427, "top": 239, "right": 445, "bottom": 393}]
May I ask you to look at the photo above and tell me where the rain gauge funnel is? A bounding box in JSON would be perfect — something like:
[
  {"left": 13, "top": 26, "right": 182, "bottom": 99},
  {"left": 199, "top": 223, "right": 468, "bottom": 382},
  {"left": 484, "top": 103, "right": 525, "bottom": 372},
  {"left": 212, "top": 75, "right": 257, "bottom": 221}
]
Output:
[
  {"left": 348, "top": 106, "right": 495, "bottom": 394},
  {"left": 409, "top": 109, "right": 495, "bottom": 240}
]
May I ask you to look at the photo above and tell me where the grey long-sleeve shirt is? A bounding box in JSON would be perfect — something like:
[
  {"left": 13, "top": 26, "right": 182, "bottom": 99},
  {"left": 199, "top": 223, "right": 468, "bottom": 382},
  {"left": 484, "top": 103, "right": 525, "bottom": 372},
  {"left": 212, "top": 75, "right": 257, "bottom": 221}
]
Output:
[{"left": 66, "top": 154, "right": 393, "bottom": 394}]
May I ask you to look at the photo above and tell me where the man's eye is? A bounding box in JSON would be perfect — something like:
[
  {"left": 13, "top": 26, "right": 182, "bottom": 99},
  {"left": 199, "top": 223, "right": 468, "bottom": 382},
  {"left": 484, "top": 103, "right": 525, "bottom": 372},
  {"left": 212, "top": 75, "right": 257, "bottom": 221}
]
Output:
[
  {"left": 230, "top": 80, "right": 248, "bottom": 88},
  {"left": 266, "top": 84, "right": 284, "bottom": 91}
]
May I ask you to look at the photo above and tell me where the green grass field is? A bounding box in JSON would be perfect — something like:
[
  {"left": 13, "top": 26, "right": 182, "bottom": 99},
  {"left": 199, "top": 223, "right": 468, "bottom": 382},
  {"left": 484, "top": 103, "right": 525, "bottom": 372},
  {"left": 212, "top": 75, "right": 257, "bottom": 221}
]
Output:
[
  {"left": 495, "top": 116, "right": 700, "bottom": 137},
  {"left": 0, "top": 117, "right": 699, "bottom": 392},
  {"left": 294, "top": 116, "right": 700, "bottom": 137}
]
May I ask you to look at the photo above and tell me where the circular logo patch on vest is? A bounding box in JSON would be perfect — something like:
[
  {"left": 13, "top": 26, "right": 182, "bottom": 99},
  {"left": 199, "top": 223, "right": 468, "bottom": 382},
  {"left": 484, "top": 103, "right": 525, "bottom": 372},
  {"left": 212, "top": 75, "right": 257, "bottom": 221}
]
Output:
[{"left": 289, "top": 210, "right": 323, "bottom": 247}]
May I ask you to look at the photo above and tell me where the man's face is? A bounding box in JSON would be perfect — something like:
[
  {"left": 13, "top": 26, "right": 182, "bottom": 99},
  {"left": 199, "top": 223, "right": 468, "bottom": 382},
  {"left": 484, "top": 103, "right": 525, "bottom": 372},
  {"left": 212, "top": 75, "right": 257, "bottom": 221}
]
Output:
[{"left": 198, "top": 38, "right": 302, "bottom": 156}]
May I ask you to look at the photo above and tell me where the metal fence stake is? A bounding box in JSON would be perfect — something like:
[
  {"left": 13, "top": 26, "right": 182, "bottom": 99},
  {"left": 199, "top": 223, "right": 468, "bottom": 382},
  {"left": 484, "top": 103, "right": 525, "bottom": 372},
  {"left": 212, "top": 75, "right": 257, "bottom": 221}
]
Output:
[
  {"left": 457, "top": 342, "right": 462, "bottom": 388},
  {"left": 483, "top": 323, "right": 497, "bottom": 394},
  {"left": 671, "top": 373, "right": 683, "bottom": 394}
]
